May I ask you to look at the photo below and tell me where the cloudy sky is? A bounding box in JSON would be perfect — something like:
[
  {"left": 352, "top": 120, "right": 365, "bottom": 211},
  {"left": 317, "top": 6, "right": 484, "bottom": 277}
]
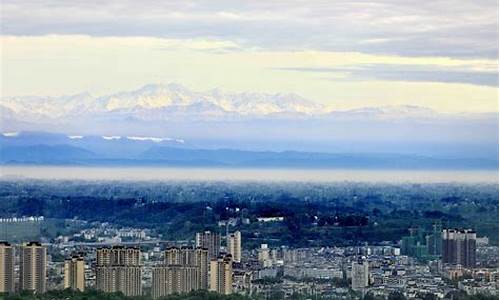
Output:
[{"left": 1, "top": 0, "right": 498, "bottom": 113}]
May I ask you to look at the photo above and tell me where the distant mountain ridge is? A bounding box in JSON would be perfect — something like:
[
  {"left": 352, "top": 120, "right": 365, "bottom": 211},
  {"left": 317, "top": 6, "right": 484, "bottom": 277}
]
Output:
[
  {"left": 2, "top": 85, "right": 497, "bottom": 161},
  {"left": 4, "top": 83, "right": 475, "bottom": 123},
  {"left": 1, "top": 83, "right": 325, "bottom": 122},
  {"left": 0, "top": 132, "right": 497, "bottom": 170}
]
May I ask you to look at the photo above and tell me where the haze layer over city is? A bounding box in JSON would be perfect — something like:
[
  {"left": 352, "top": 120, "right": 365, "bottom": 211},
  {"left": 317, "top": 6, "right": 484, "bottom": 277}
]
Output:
[{"left": 0, "top": 1, "right": 498, "bottom": 300}]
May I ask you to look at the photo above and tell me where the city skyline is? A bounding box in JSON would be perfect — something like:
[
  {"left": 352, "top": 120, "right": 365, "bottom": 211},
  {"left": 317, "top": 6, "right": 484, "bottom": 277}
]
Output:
[{"left": 0, "top": 1, "right": 498, "bottom": 299}]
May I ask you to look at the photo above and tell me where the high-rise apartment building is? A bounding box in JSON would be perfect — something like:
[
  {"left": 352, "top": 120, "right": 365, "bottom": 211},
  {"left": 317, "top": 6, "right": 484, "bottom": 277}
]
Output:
[
  {"left": 228, "top": 231, "right": 241, "bottom": 263},
  {"left": 20, "top": 242, "right": 47, "bottom": 293},
  {"left": 164, "top": 246, "right": 182, "bottom": 265},
  {"left": 64, "top": 255, "right": 85, "bottom": 291},
  {"left": 0, "top": 242, "right": 15, "bottom": 294},
  {"left": 210, "top": 253, "right": 233, "bottom": 295},
  {"left": 169, "top": 246, "right": 210, "bottom": 289},
  {"left": 258, "top": 244, "right": 272, "bottom": 267},
  {"left": 351, "top": 258, "right": 369, "bottom": 291},
  {"left": 95, "top": 246, "right": 142, "bottom": 296},
  {"left": 442, "top": 229, "right": 476, "bottom": 268},
  {"left": 152, "top": 265, "right": 199, "bottom": 299},
  {"left": 196, "top": 231, "right": 221, "bottom": 259},
  {"left": 152, "top": 246, "right": 209, "bottom": 299},
  {"left": 426, "top": 223, "right": 443, "bottom": 256},
  {"left": 166, "top": 246, "right": 209, "bottom": 289}
]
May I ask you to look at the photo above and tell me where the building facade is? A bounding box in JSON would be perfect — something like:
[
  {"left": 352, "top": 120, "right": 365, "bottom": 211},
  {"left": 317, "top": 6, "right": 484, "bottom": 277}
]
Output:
[
  {"left": 210, "top": 254, "right": 233, "bottom": 295},
  {"left": 0, "top": 242, "right": 15, "bottom": 294},
  {"left": 152, "top": 265, "right": 199, "bottom": 299},
  {"left": 20, "top": 242, "right": 47, "bottom": 293},
  {"left": 426, "top": 223, "right": 443, "bottom": 256},
  {"left": 228, "top": 231, "right": 241, "bottom": 263},
  {"left": 351, "top": 258, "right": 369, "bottom": 291},
  {"left": 442, "top": 229, "right": 476, "bottom": 268},
  {"left": 152, "top": 246, "right": 209, "bottom": 299},
  {"left": 166, "top": 246, "right": 209, "bottom": 289},
  {"left": 196, "top": 231, "right": 221, "bottom": 259},
  {"left": 95, "top": 246, "right": 142, "bottom": 296},
  {"left": 64, "top": 255, "right": 85, "bottom": 291},
  {"left": 258, "top": 244, "right": 272, "bottom": 267}
]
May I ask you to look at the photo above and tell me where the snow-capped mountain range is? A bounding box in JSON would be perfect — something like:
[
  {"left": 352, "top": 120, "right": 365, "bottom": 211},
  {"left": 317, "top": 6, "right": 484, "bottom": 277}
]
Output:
[
  {"left": 2, "top": 84, "right": 497, "bottom": 160},
  {"left": 1, "top": 83, "right": 327, "bottom": 122},
  {"left": 1, "top": 83, "right": 453, "bottom": 124}
]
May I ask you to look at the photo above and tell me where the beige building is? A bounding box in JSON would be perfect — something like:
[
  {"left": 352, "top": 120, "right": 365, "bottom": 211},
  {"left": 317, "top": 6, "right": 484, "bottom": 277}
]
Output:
[
  {"left": 192, "top": 247, "right": 209, "bottom": 289},
  {"left": 164, "top": 246, "right": 209, "bottom": 288},
  {"left": 258, "top": 244, "right": 272, "bottom": 267},
  {"left": 196, "top": 231, "right": 221, "bottom": 259},
  {"left": 351, "top": 258, "right": 369, "bottom": 291},
  {"left": 228, "top": 231, "right": 241, "bottom": 263},
  {"left": 64, "top": 255, "right": 85, "bottom": 291},
  {"left": 152, "top": 265, "right": 199, "bottom": 299},
  {"left": 20, "top": 241, "right": 47, "bottom": 293},
  {"left": 164, "top": 246, "right": 182, "bottom": 265},
  {"left": 0, "top": 242, "right": 15, "bottom": 294},
  {"left": 152, "top": 246, "right": 209, "bottom": 298},
  {"left": 180, "top": 247, "right": 209, "bottom": 290},
  {"left": 95, "top": 246, "right": 142, "bottom": 296},
  {"left": 210, "top": 254, "right": 233, "bottom": 295}
]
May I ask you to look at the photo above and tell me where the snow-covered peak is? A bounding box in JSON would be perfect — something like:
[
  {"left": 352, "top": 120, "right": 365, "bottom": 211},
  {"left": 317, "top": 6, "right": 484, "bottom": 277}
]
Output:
[
  {"left": 127, "top": 136, "right": 175, "bottom": 143},
  {"left": 2, "top": 132, "right": 19, "bottom": 137},
  {"left": 2, "top": 84, "right": 325, "bottom": 120},
  {"left": 102, "top": 135, "right": 121, "bottom": 140}
]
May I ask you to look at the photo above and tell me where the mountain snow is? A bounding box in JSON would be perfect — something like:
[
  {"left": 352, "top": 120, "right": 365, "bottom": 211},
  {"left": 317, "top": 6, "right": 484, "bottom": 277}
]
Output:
[
  {"left": 1, "top": 84, "right": 326, "bottom": 121},
  {"left": 2, "top": 132, "right": 19, "bottom": 137},
  {"left": 126, "top": 136, "right": 173, "bottom": 143},
  {"left": 102, "top": 136, "right": 122, "bottom": 140}
]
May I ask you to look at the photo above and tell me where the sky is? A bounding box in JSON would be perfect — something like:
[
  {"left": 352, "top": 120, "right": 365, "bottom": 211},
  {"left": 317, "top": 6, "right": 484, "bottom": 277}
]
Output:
[{"left": 1, "top": 0, "right": 498, "bottom": 113}]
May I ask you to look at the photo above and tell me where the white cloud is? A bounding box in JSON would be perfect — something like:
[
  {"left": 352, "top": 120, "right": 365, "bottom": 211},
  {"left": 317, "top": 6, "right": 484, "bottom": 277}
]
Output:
[
  {"left": 1, "top": 35, "right": 497, "bottom": 113},
  {"left": 2, "top": 0, "right": 497, "bottom": 58}
]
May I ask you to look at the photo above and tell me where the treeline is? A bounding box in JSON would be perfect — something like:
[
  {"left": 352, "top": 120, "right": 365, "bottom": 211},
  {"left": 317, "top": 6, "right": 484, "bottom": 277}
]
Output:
[
  {"left": 0, "top": 181, "right": 497, "bottom": 246},
  {"left": 362, "top": 291, "right": 498, "bottom": 300},
  {"left": 1, "top": 287, "right": 498, "bottom": 300},
  {"left": 2, "top": 289, "right": 252, "bottom": 300}
]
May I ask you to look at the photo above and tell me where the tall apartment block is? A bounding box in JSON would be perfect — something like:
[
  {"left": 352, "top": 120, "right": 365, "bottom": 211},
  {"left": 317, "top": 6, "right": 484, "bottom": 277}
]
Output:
[
  {"left": 152, "top": 265, "right": 199, "bottom": 299},
  {"left": 152, "top": 246, "right": 209, "bottom": 299},
  {"left": 426, "top": 223, "right": 443, "bottom": 256},
  {"left": 64, "top": 255, "right": 85, "bottom": 291},
  {"left": 228, "top": 231, "right": 241, "bottom": 263},
  {"left": 351, "top": 258, "right": 369, "bottom": 291},
  {"left": 196, "top": 231, "right": 221, "bottom": 259},
  {"left": 442, "top": 229, "right": 476, "bottom": 268},
  {"left": 258, "top": 244, "right": 272, "bottom": 267},
  {"left": 20, "top": 242, "right": 47, "bottom": 293},
  {"left": 165, "top": 246, "right": 209, "bottom": 289},
  {"left": 0, "top": 242, "right": 15, "bottom": 294},
  {"left": 95, "top": 246, "right": 142, "bottom": 296},
  {"left": 210, "top": 253, "right": 233, "bottom": 295}
]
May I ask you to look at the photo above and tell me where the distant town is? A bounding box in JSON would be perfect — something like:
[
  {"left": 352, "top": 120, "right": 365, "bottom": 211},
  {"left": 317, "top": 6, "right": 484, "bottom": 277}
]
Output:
[
  {"left": 0, "top": 181, "right": 497, "bottom": 300},
  {"left": 0, "top": 224, "right": 498, "bottom": 299}
]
